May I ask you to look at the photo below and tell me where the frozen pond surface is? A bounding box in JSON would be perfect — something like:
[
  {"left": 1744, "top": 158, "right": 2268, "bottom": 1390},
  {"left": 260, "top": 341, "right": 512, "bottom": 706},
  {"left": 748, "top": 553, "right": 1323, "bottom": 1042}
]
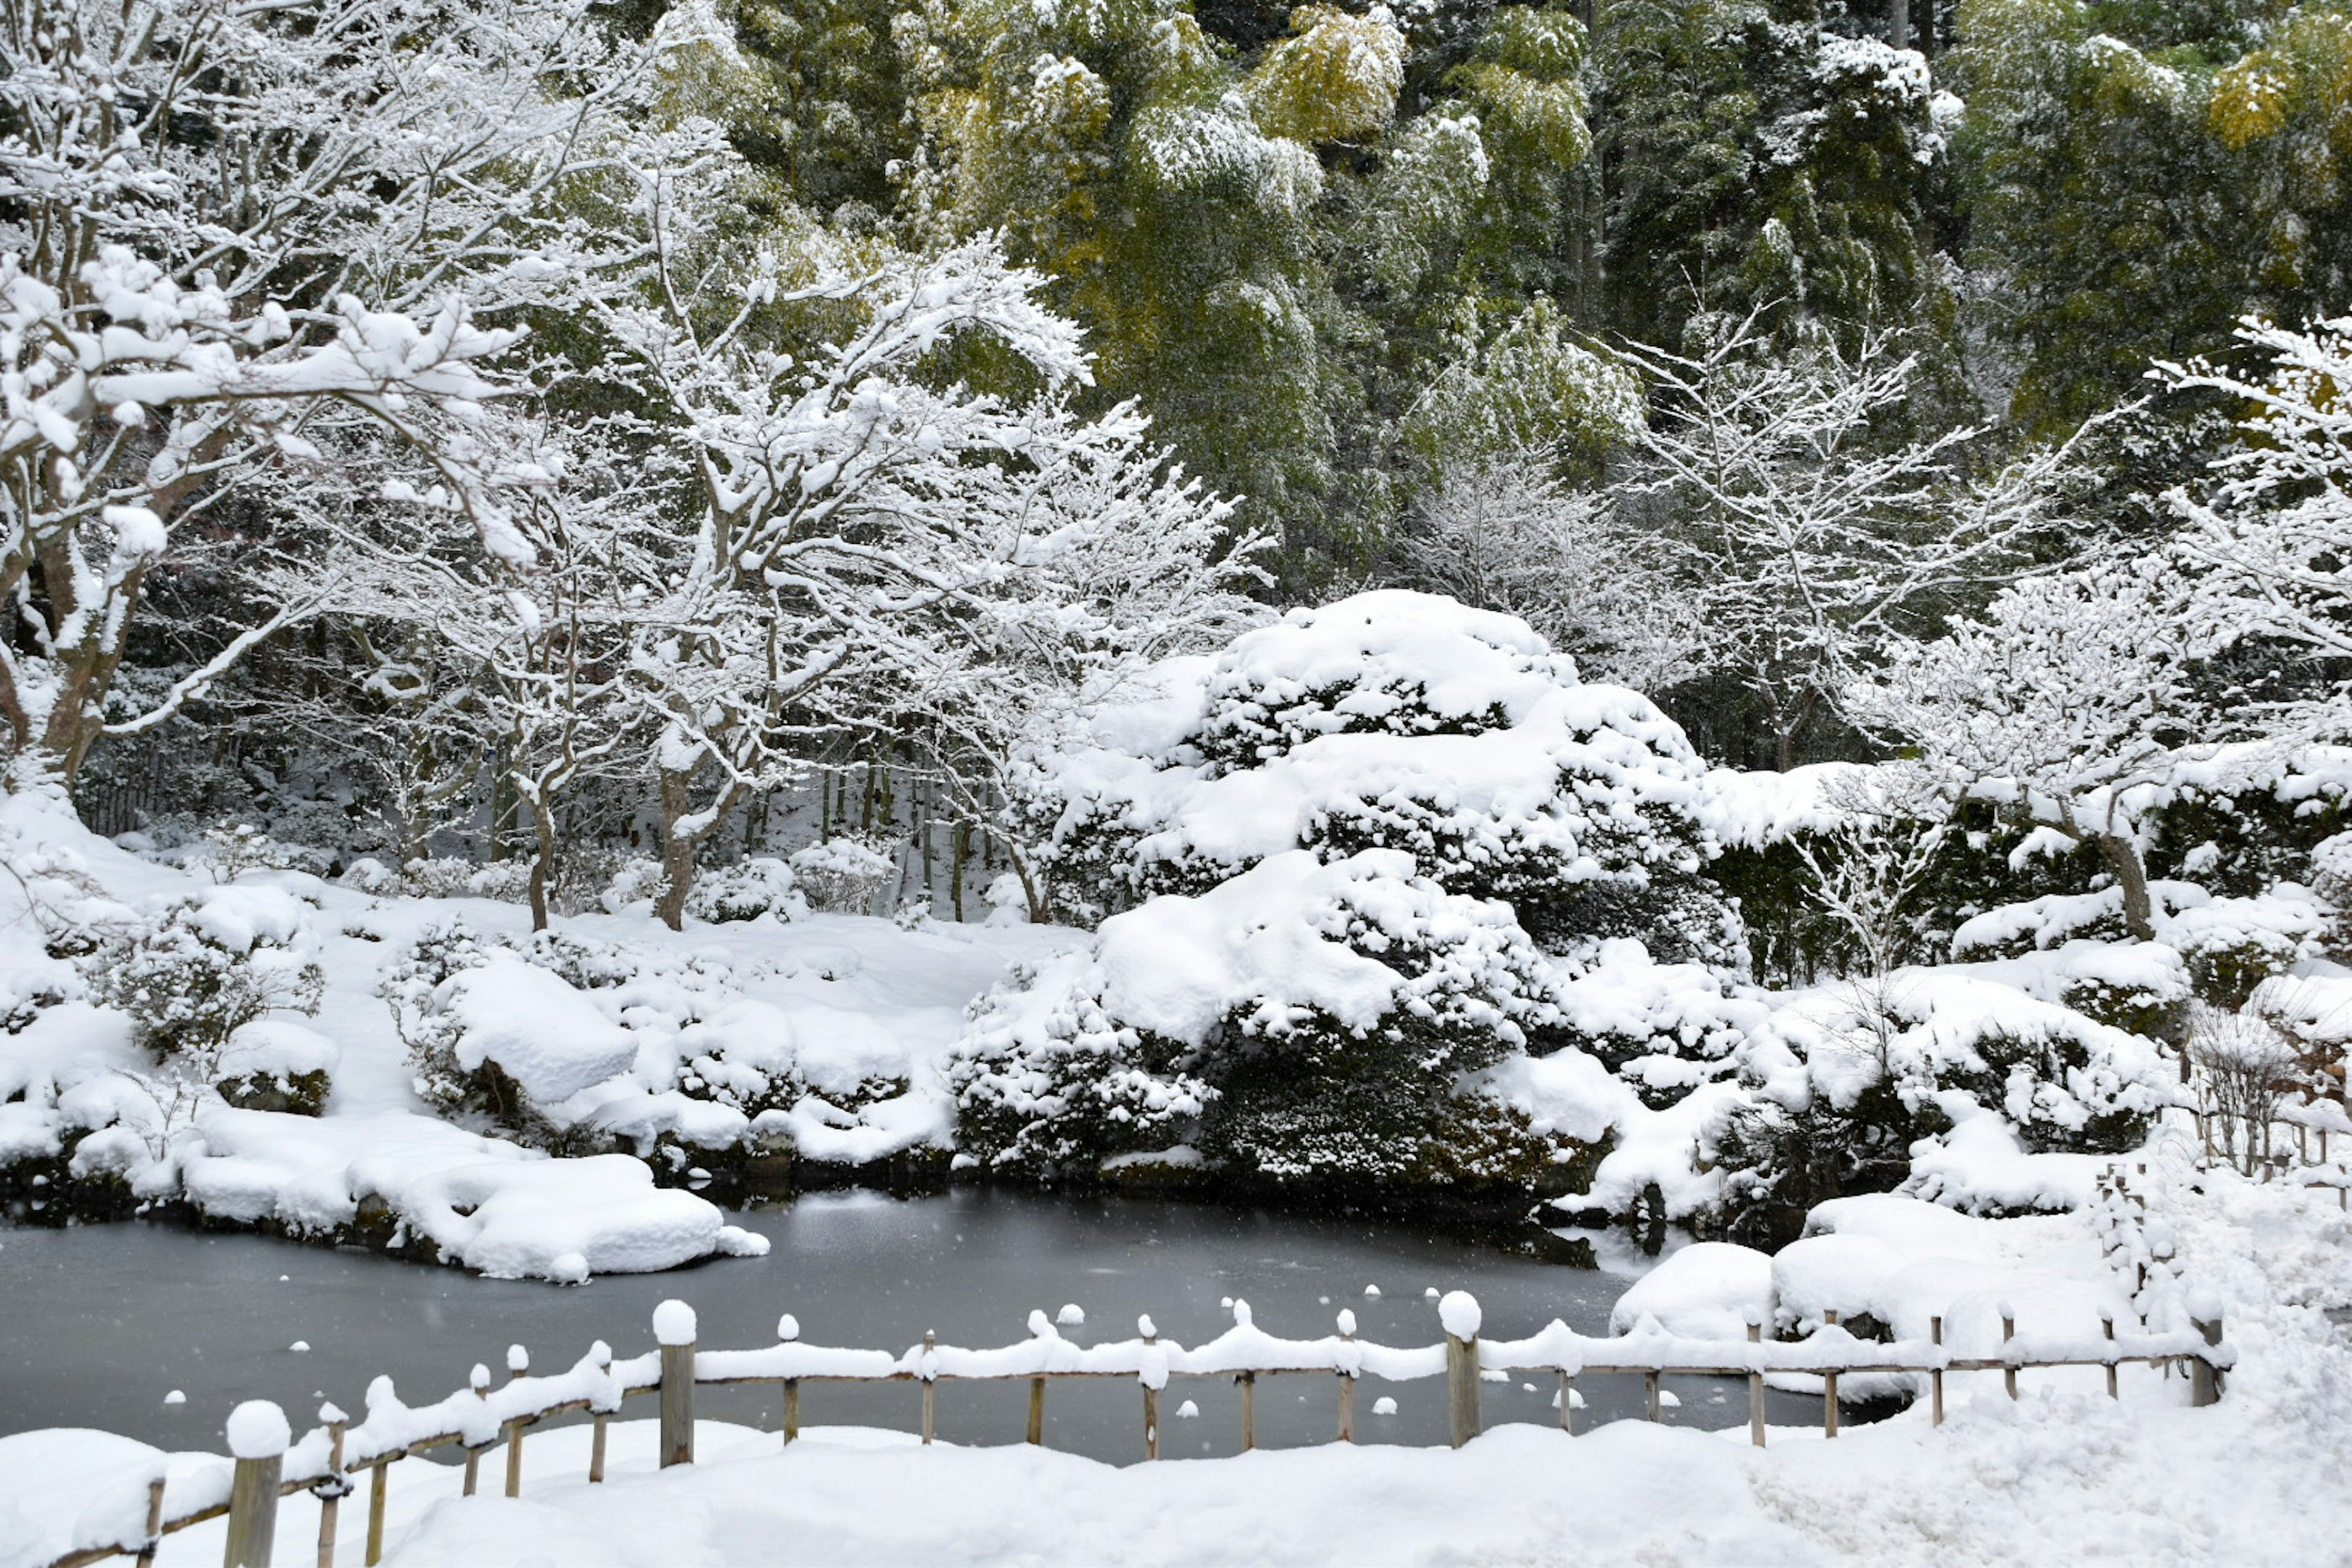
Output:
[{"left": 2, "top": 1189, "right": 1827, "bottom": 1461}]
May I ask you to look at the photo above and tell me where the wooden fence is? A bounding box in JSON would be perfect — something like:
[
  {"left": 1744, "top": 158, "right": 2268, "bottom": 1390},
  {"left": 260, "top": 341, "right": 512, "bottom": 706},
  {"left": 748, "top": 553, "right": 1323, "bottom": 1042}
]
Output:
[{"left": 40, "top": 1284, "right": 2234, "bottom": 1568}]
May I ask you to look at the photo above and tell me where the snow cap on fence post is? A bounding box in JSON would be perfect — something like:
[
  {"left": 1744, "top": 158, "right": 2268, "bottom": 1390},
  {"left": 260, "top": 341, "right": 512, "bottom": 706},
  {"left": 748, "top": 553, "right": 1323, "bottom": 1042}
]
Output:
[
  {"left": 1441, "top": 1291, "right": 1481, "bottom": 1448},
  {"left": 654, "top": 1300, "right": 698, "bottom": 1346},
  {"left": 776, "top": 1314, "right": 799, "bottom": 1343},
  {"left": 226, "top": 1400, "right": 291, "bottom": 1459},
  {"left": 507, "top": 1344, "right": 529, "bottom": 1375}
]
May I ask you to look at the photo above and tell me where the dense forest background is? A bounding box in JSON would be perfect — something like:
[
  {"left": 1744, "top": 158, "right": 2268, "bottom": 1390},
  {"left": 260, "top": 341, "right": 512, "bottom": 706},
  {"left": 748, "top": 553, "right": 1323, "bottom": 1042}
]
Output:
[{"left": 17, "top": 0, "right": 2352, "bottom": 910}]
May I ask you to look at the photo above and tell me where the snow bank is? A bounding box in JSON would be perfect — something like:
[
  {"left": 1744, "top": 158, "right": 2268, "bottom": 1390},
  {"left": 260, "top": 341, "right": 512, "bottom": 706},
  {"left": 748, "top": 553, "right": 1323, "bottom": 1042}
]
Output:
[
  {"left": 1607, "top": 1242, "right": 1771, "bottom": 1338},
  {"left": 179, "top": 1108, "right": 766, "bottom": 1280}
]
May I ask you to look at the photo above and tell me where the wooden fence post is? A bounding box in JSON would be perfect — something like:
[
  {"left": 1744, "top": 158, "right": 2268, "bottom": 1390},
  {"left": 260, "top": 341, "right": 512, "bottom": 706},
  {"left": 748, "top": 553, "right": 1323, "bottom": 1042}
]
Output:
[
  {"left": 1335, "top": 1311, "right": 1356, "bottom": 1445},
  {"left": 1822, "top": 1311, "right": 1840, "bottom": 1438},
  {"left": 2101, "top": 1313, "right": 2119, "bottom": 1400},
  {"left": 1644, "top": 1370, "right": 1661, "bottom": 1423},
  {"left": 2192, "top": 1314, "right": 2225, "bottom": 1407},
  {"left": 921, "top": 1332, "right": 937, "bottom": 1446},
  {"left": 461, "top": 1365, "right": 488, "bottom": 1496},
  {"left": 316, "top": 1408, "right": 347, "bottom": 1568},
  {"left": 503, "top": 1346, "right": 528, "bottom": 1499},
  {"left": 223, "top": 1401, "right": 288, "bottom": 1568},
  {"left": 1441, "top": 1291, "right": 1481, "bottom": 1449},
  {"left": 1929, "top": 1316, "right": 1945, "bottom": 1428},
  {"left": 363, "top": 1466, "right": 387, "bottom": 1566},
  {"left": 1746, "top": 1318, "right": 1765, "bottom": 1449},
  {"left": 588, "top": 1342, "right": 611, "bottom": 1482},
  {"left": 131, "top": 1474, "right": 165, "bottom": 1568},
  {"left": 2000, "top": 1305, "right": 2018, "bottom": 1401},
  {"left": 1142, "top": 1319, "right": 1162, "bottom": 1460},
  {"left": 655, "top": 1301, "right": 696, "bottom": 1468},
  {"left": 1027, "top": 1312, "right": 1046, "bottom": 1446},
  {"left": 774, "top": 1316, "right": 799, "bottom": 1448}
]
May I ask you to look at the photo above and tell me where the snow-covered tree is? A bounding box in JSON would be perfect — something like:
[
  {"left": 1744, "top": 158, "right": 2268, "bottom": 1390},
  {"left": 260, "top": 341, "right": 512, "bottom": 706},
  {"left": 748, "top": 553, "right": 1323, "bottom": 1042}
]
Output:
[
  {"left": 2164, "top": 314, "right": 2352, "bottom": 731},
  {"left": 903, "top": 410, "right": 1268, "bottom": 922},
  {"left": 290, "top": 421, "right": 652, "bottom": 929},
  {"left": 1845, "top": 559, "right": 2222, "bottom": 941},
  {"left": 1020, "top": 590, "right": 1738, "bottom": 960},
  {"left": 951, "top": 846, "right": 1578, "bottom": 1187},
  {"left": 1393, "top": 445, "right": 1706, "bottom": 694},
  {"left": 568, "top": 118, "right": 1259, "bottom": 926},
  {"left": 0, "top": 0, "right": 696, "bottom": 788},
  {"left": 1623, "top": 320, "right": 2092, "bottom": 767}
]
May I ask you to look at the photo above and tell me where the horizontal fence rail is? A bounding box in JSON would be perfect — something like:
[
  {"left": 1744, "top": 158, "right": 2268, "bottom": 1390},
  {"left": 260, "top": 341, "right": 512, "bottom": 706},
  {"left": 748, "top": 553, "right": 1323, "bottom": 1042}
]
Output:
[{"left": 41, "top": 1284, "right": 2236, "bottom": 1568}]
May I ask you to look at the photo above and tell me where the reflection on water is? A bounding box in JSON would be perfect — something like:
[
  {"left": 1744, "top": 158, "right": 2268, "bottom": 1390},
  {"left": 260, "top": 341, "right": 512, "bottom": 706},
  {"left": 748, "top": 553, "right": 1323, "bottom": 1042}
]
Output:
[{"left": 1, "top": 1190, "right": 1826, "bottom": 1461}]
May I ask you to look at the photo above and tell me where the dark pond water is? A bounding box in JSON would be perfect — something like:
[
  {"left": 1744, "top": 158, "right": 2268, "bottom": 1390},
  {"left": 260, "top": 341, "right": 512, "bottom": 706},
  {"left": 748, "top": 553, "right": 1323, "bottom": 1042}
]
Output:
[{"left": 1, "top": 1191, "right": 1825, "bottom": 1462}]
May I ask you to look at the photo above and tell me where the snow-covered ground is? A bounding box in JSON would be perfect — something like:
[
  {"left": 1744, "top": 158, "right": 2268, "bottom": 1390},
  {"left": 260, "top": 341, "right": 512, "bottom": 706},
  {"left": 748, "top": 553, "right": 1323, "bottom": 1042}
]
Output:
[
  {"left": 4, "top": 1170, "right": 2343, "bottom": 1568},
  {"left": 0, "top": 791, "right": 1076, "bottom": 1280}
]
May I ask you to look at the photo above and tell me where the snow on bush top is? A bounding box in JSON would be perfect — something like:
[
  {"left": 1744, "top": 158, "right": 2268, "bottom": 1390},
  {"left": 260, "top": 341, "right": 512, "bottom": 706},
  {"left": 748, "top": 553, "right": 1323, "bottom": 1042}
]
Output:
[
  {"left": 1081, "top": 848, "right": 1556, "bottom": 1050},
  {"left": 443, "top": 957, "right": 639, "bottom": 1106},
  {"left": 1189, "top": 590, "right": 1583, "bottom": 766}
]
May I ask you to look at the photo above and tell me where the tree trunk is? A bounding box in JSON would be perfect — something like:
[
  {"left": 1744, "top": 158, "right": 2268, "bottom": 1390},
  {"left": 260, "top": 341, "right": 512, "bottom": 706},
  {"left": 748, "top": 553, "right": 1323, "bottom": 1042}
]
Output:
[
  {"left": 527, "top": 796, "right": 557, "bottom": 933},
  {"left": 2095, "top": 834, "right": 2156, "bottom": 942},
  {"left": 1888, "top": 0, "right": 1910, "bottom": 51},
  {"left": 656, "top": 775, "right": 699, "bottom": 932}
]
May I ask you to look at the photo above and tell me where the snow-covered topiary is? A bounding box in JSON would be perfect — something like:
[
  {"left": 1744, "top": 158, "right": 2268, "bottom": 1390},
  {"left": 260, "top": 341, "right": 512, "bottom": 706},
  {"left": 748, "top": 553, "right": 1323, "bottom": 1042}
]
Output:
[
  {"left": 1021, "top": 590, "right": 1738, "bottom": 964},
  {"left": 951, "top": 848, "right": 1575, "bottom": 1186}
]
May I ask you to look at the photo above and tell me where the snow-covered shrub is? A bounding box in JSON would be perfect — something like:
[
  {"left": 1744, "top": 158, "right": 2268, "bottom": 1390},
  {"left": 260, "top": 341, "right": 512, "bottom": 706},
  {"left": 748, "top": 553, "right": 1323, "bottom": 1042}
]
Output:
[
  {"left": 597, "top": 854, "right": 668, "bottom": 913},
  {"left": 399, "top": 856, "right": 532, "bottom": 902},
  {"left": 215, "top": 1020, "right": 341, "bottom": 1115},
  {"left": 1711, "top": 968, "right": 2170, "bottom": 1241},
  {"left": 790, "top": 835, "right": 899, "bottom": 914},
  {"left": 381, "top": 921, "right": 638, "bottom": 1137},
  {"left": 2165, "top": 891, "right": 2327, "bottom": 1010},
  {"left": 337, "top": 858, "right": 402, "bottom": 896},
  {"left": 1021, "top": 590, "right": 1738, "bottom": 963},
  {"left": 194, "top": 822, "right": 322, "bottom": 882},
  {"left": 951, "top": 848, "right": 1575, "bottom": 1187},
  {"left": 681, "top": 856, "right": 804, "bottom": 924},
  {"left": 1548, "top": 941, "right": 1755, "bottom": 1110},
  {"left": 82, "top": 889, "right": 325, "bottom": 1064},
  {"left": 982, "top": 872, "right": 1031, "bottom": 926},
  {"left": 2312, "top": 832, "right": 2352, "bottom": 957}
]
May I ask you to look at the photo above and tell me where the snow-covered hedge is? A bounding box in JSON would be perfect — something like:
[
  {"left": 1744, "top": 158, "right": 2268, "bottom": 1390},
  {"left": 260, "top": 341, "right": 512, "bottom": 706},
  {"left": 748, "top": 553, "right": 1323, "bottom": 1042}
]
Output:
[
  {"left": 379, "top": 919, "right": 924, "bottom": 1168},
  {"left": 1709, "top": 964, "right": 2174, "bottom": 1239},
  {"left": 1019, "top": 590, "right": 1740, "bottom": 967},
  {"left": 951, "top": 849, "right": 1574, "bottom": 1186}
]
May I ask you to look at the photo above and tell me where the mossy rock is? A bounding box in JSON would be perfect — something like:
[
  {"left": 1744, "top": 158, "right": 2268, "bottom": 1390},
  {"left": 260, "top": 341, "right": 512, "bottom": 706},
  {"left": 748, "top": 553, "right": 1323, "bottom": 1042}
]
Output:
[{"left": 220, "top": 1068, "right": 333, "bottom": 1117}]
